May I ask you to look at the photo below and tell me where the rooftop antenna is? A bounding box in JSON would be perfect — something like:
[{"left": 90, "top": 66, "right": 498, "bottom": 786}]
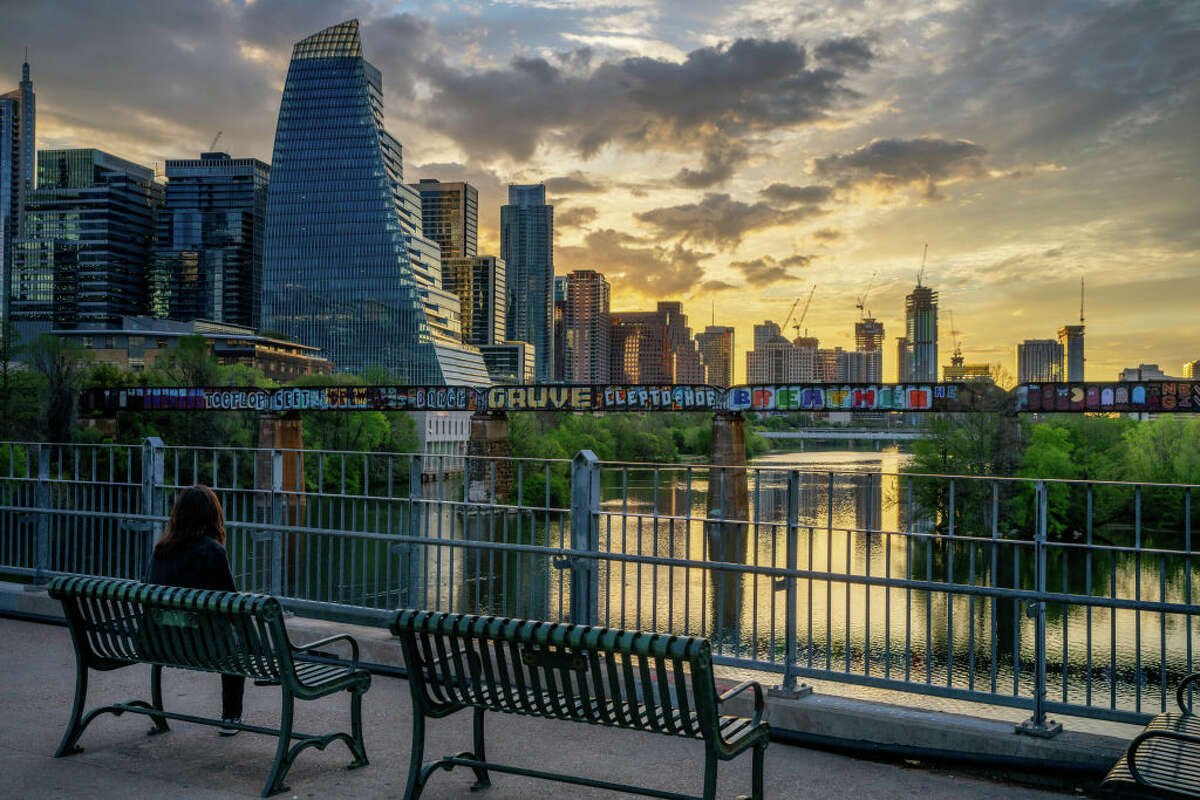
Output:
[
  {"left": 1080, "top": 276, "right": 1085, "bottom": 324},
  {"left": 916, "top": 243, "right": 928, "bottom": 287},
  {"left": 711, "top": 298, "right": 715, "bottom": 327}
]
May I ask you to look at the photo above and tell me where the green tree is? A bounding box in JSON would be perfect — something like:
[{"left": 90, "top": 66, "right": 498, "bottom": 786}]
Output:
[{"left": 27, "top": 334, "right": 91, "bottom": 443}]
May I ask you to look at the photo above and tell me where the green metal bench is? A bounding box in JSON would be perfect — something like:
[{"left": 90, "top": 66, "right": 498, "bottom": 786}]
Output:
[
  {"left": 390, "top": 609, "right": 769, "bottom": 800},
  {"left": 1102, "top": 673, "right": 1200, "bottom": 798},
  {"left": 48, "top": 575, "right": 371, "bottom": 797}
]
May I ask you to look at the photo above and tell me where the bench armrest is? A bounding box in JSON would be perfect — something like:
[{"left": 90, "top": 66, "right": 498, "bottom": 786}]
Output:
[
  {"left": 718, "top": 681, "right": 765, "bottom": 727},
  {"left": 294, "top": 634, "right": 360, "bottom": 669},
  {"left": 1128, "top": 729, "right": 1200, "bottom": 788},
  {"left": 1177, "top": 673, "right": 1200, "bottom": 714}
]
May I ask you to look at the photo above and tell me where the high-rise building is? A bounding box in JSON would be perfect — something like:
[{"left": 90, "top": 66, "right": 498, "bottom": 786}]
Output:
[
  {"left": 838, "top": 349, "right": 881, "bottom": 382},
  {"left": 1184, "top": 360, "right": 1200, "bottom": 380},
  {"left": 855, "top": 317, "right": 885, "bottom": 353},
  {"left": 899, "top": 284, "right": 937, "bottom": 381},
  {"left": 481, "top": 341, "right": 535, "bottom": 384},
  {"left": 442, "top": 255, "right": 505, "bottom": 347},
  {"left": 11, "top": 149, "right": 161, "bottom": 332},
  {"left": 944, "top": 353, "right": 992, "bottom": 382},
  {"left": 262, "top": 20, "right": 486, "bottom": 382},
  {"left": 696, "top": 325, "right": 735, "bottom": 387},
  {"left": 1016, "top": 339, "right": 1064, "bottom": 382},
  {"left": 1058, "top": 324, "right": 1085, "bottom": 382},
  {"left": 746, "top": 321, "right": 815, "bottom": 383},
  {"left": 501, "top": 184, "right": 554, "bottom": 382},
  {"left": 611, "top": 302, "right": 704, "bottom": 383},
  {"left": 411, "top": 178, "right": 478, "bottom": 260},
  {"left": 1, "top": 58, "right": 35, "bottom": 321},
  {"left": 561, "top": 269, "right": 611, "bottom": 383},
  {"left": 151, "top": 152, "right": 269, "bottom": 329},
  {"left": 553, "top": 275, "right": 567, "bottom": 381}
]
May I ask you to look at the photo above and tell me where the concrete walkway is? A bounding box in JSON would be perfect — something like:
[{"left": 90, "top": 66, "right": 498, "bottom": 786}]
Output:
[{"left": 0, "top": 617, "right": 1085, "bottom": 799}]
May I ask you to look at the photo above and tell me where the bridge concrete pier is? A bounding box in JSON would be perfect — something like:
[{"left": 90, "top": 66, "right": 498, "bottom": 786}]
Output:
[
  {"left": 467, "top": 410, "right": 512, "bottom": 501},
  {"left": 256, "top": 412, "right": 306, "bottom": 590},
  {"left": 707, "top": 411, "right": 749, "bottom": 639}
]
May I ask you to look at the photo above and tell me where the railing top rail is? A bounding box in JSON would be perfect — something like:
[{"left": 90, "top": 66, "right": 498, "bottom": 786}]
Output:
[{"left": 592, "top": 458, "right": 1200, "bottom": 489}]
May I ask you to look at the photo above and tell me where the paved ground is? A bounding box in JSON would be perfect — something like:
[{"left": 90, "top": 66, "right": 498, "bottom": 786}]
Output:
[{"left": 0, "top": 617, "right": 1086, "bottom": 799}]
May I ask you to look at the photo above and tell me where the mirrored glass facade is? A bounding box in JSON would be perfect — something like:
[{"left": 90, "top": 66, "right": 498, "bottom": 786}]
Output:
[
  {"left": 1, "top": 60, "right": 34, "bottom": 322},
  {"left": 152, "top": 152, "right": 269, "bottom": 329},
  {"left": 501, "top": 184, "right": 554, "bottom": 382},
  {"left": 262, "top": 20, "right": 449, "bottom": 381}
]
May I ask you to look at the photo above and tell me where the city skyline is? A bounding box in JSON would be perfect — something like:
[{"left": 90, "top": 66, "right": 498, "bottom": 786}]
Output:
[{"left": 3, "top": 1, "right": 1196, "bottom": 382}]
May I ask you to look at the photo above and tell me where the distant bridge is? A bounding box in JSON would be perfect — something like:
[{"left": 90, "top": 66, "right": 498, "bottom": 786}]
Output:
[{"left": 756, "top": 428, "right": 927, "bottom": 442}]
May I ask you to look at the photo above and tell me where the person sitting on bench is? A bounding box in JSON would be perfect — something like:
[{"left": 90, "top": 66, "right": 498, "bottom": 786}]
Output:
[{"left": 147, "top": 483, "right": 245, "bottom": 736}]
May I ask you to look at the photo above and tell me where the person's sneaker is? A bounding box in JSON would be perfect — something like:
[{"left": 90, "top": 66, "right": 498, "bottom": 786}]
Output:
[{"left": 218, "top": 718, "right": 242, "bottom": 736}]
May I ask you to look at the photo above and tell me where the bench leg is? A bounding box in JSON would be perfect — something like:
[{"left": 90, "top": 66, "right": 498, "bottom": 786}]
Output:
[
  {"left": 147, "top": 664, "right": 170, "bottom": 736},
  {"left": 752, "top": 742, "right": 765, "bottom": 800},
  {"left": 54, "top": 664, "right": 89, "bottom": 757},
  {"left": 702, "top": 747, "right": 718, "bottom": 800},
  {"left": 469, "top": 706, "right": 491, "bottom": 791},
  {"left": 262, "top": 690, "right": 295, "bottom": 798},
  {"left": 403, "top": 711, "right": 427, "bottom": 800},
  {"left": 348, "top": 686, "right": 369, "bottom": 768}
]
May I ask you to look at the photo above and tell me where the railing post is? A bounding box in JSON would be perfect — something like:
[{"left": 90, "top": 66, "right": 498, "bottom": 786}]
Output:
[
  {"left": 27, "top": 444, "right": 52, "bottom": 588},
  {"left": 1017, "top": 480, "right": 1062, "bottom": 737},
  {"left": 269, "top": 449, "right": 284, "bottom": 597},
  {"left": 771, "top": 469, "right": 812, "bottom": 698},
  {"left": 141, "top": 437, "right": 165, "bottom": 580},
  {"left": 569, "top": 450, "right": 600, "bottom": 626}
]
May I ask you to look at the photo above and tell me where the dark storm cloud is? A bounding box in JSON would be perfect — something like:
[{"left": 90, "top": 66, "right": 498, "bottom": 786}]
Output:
[
  {"left": 759, "top": 183, "right": 834, "bottom": 206},
  {"left": 812, "top": 137, "right": 989, "bottom": 199},
  {"left": 675, "top": 138, "right": 749, "bottom": 188},
  {"left": 557, "top": 205, "right": 599, "bottom": 228},
  {"left": 814, "top": 36, "right": 875, "bottom": 72},
  {"left": 557, "top": 229, "right": 712, "bottom": 296},
  {"left": 635, "top": 193, "right": 826, "bottom": 248},
  {"left": 916, "top": 0, "right": 1200, "bottom": 155},
  {"left": 544, "top": 172, "right": 606, "bottom": 194},
  {"left": 419, "top": 35, "right": 871, "bottom": 168},
  {"left": 731, "top": 255, "right": 813, "bottom": 287}
]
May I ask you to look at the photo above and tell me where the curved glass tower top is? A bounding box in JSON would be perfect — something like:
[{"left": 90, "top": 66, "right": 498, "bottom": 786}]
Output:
[{"left": 262, "top": 19, "right": 447, "bottom": 382}]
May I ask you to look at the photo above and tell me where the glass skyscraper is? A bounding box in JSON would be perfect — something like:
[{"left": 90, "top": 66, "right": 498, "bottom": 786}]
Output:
[
  {"left": 262, "top": 20, "right": 486, "bottom": 383},
  {"left": 501, "top": 184, "right": 554, "bottom": 382},
  {"left": 1, "top": 59, "right": 35, "bottom": 322},
  {"left": 411, "top": 178, "right": 478, "bottom": 260},
  {"left": 899, "top": 284, "right": 938, "bottom": 382},
  {"left": 152, "top": 152, "right": 269, "bottom": 329},
  {"left": 12, "top": 149, "right": 161, "bottom": 332}
]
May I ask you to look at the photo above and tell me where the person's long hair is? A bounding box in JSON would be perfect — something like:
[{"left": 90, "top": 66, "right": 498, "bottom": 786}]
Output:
[{"left": 154, "top": 484, "right": 227, "bottom": 558}]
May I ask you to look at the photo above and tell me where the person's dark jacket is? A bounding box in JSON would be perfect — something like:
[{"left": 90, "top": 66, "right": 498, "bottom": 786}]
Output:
[{"left": 148, "top": 537, "right": 236, "bottom": 592}]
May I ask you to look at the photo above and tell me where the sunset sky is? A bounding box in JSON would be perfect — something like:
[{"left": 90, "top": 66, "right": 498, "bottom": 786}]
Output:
[{"left": 4, "top": 0, "right": 1197, "bottom": 383}]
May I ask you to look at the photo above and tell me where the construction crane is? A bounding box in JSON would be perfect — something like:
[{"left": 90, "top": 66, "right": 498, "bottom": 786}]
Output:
[
  {"left": 855, "top": 271, "right": 877, "bottom": 319},
  {"left": 208, "top": 130, "right": 223, "bottom": 151},
  {"left": 780, "top": 296, "right": 802, "bottom": 333},
  {"left": 793, "top": 285, "right": 816, "bottom": 337},
  {"left": 916, "top": 243, "right": 928, "bottom": 286},
  {"left": 948, "top": 309, "right": 963, "bottom": 360}
]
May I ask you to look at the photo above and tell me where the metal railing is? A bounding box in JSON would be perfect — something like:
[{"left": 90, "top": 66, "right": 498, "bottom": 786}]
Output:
[{"left": 0, "top": 439, "right": 1195, "bottom": 733}]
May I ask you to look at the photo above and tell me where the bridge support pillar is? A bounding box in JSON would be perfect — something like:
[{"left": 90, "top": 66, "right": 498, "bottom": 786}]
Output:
[
  {"left": 707, "top": 411, "right": 749, "bottom": 642},
  {"left": 467, "top": 411, "right": 512, "bottom": 502},
  {"left": 257, "top": 412, "right": 305, "bottom": 593}
]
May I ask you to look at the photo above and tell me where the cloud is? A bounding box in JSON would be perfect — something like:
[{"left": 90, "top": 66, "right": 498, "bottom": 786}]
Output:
[
  {"left": 557, "top": 229, "right": 712, "bottom": 295},
  {"left": 635, "top": 193, "right": 826, "bottom": 247},
  {"left": 557, "top": 205, "right": 599, "bottom": 228},
  {"left": 418, "top": 35, "right": 872, "bottom": 173},
  {"left": 700, "top": 280, "right": 738, "bottom": 293},
  {"left": 675, "top": 137, "right": 749, "bottom": 188},
  {"left": 731, "top": 254, "right": 815, "bottom": 286},
  {"left": 759, "top": 182, "right": 834, "bottom": 206},
  {"left": 544, "top": 172, "right": 606, "bottom": 194},
  {"left": 812, "top": 137, "right": 990, "bottom": 199},
  {"left": 812, "top": 227, "right": 843, "bottom": 242},
  {"left": 814, "top": 35, "right": 875, "bottom": 72}
]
